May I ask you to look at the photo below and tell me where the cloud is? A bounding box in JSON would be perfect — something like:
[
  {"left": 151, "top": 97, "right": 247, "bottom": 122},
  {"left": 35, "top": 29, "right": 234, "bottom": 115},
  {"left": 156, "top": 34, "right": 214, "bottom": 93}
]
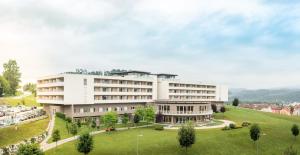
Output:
[{"left": 0, "top": 0, "right": 300, "bottom": 89}]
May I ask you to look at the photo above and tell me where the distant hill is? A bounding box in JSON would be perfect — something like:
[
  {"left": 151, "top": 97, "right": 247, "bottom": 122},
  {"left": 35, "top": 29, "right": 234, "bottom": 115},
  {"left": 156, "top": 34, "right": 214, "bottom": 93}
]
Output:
[{"left": 229, "top": 88, "right": 300, "bottom": 103}]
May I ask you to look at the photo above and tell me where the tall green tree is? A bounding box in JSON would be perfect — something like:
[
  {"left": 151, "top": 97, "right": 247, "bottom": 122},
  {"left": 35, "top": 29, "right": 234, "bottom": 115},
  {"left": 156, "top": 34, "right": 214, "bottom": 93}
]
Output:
[
  {"left": 0, "top": 76, "right": 10, "bottom": 97},
  {"left": 3, "top": 60, "right": 21, "bottom": 95},
  {"left": 250, "top": 124, "right": 261, "bottom": 155},
  {"left": 122, "top": 113, "right": 129, "bottom": 128},
  {"left": 144, "top": 106, "right": 155, "bottom": 125},
  {"left": 23, "top": 83, "right": 36, "bottom": 96},
  {"left": 52, "top": 129, "right": 61, "bottom": 148},
  {"left": 291, "top": 124, "right": 299, "bottom": 141},
  {"left": 178, "top": 122, "right": 196, "bottom": 152},
  {"left": 70, "top": 123, "right": 78, "bottom": 138},
  {"left": 17, "top": 143, "right": 44, "bottom": 155},
  {"left": 77, "top": 133, "right": 93, "bottom": 155},
  {"left": 135, "top": 106, "right": 145, "bottom": 121},
  {"left": 232, "top": 98, "right": 239, "bottom": 107},
  {"left": 101, "top": 112, "right": 118, "bottom": 130}
]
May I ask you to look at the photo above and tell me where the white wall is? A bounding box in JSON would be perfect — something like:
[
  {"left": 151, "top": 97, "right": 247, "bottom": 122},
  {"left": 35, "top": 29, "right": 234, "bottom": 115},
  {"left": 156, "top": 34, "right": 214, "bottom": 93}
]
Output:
[{"left": 216, "top": 85, "right": 228, "bottom": 102}]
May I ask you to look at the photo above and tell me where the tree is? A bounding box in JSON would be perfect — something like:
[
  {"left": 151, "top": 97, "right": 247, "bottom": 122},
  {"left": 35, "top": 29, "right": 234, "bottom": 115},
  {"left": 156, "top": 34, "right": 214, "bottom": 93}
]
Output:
[
  {"left": 291, "top": 124, "right": 299, "bottom": 141},
  {"left": 144, "top": 106, "right": 155, "bottom": 125},
  {"left": 23, "top": 83, "right": 36, "bottom": 96},
  {"left": 3, "top": 60, "right": 21, "bottom": 95},
  {"left": 133, "top": 114, "right": 141, "bottom": 126},
  {"left": 0, "top": 76, "right": 10, "bottom": 97},
  {"left": 70, "top": 123, "right": 78, "bottom": 137},
  {"left": 101, "top": 112, "right": 118, "bottom": 130},
  {"left": 178, "top": 122, "right": 196, "bottom": 152},
  {"left": 17, "top": 143, "right": 44, "bottom": 155},
  {"left": 91, "top": 120, "right": 96, "bottom": 129},
  {"left": 232, "top": 98, "right": 239, "bottom": 107},
  {"left": 77, "top": 133, "right": 93, "bottom": 155},
  {"left": 122, "top": 113, "right": 129, "bottom": 128},
  {"left": 135, "top": 106, "right": 145, "bottom": 121},
  {"left": 250, "top": 124, "right": 261, "bottom": 155},
  {"left": 52, "top": 129, "right": 61, "bottom": 147},
  {"left": 211, "top": 104, "right": 217, "bottom": 113},
  {"left": 77, "top": 119, "right": 82, "bottom": 128},
  {"left": 290, "top": 106, "right": 295, "bottom": 115}
]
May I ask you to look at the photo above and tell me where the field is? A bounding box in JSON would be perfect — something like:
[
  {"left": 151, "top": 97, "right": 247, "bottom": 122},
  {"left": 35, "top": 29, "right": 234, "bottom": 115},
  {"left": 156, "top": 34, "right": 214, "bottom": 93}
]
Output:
[
  {"left": 45, "top": 106, "right": 300, "bottom": 155},
  {"left": 0, "top": 117, "right": 49, "bottom": 147},
  {"left": 0, "top": 95, "right": 40, "bottom": 107}
]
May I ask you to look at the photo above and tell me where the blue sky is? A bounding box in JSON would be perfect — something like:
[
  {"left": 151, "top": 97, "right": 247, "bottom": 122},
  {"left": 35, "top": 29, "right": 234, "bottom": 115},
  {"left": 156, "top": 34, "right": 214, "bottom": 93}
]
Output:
[{"left": 0, "top": 0, "right": 300, "bottom": 89}]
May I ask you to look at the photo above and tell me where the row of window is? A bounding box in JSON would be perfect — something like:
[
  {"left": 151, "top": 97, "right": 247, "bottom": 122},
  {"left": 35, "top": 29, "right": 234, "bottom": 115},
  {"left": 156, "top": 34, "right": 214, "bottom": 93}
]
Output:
[
  {"left": 94, "top": 95, "right": 152, "bottom": 100},
  {"left": 169, "top": 96, "right": 215, "bottom": 100},
  {"left": 169, "top": 83, "right": 216, "bottom": 89},
  {"left": 38, "top": 95, "right": 64, "bottom": 100},
  {"left": 74, "top": 106, "right": 136, "bottom": 113},
  {"left": 169, "top": 89, "right": 215, "bottom": 94},
  {"left": 38, "top": 77, "right": 64, "bottom": 84},
  {"left": 158, "top": 105, "right": 210, "bottom": 114},
  {"left": 38, "top": 86, "right": 64, "bottom": 92},
  {"left": 94, "top": 79, "right": 153, "bottom": 86},
  {"left": 94, "top": 87, "right": 152, "bottom": 93}
]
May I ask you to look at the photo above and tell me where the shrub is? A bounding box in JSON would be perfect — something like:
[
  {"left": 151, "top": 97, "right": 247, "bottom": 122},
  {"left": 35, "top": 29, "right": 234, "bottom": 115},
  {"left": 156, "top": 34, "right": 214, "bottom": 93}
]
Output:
[
  {"left": 229, "top": 123, "right": 236, "bottom": 129},
  {"left": 55, "top": 112, "right": 66, "bottom": 120},
  {"left": 222, "top": 126, "right": 231, "bottom": 130},
  {"left": 154, "top": 125, "right": 164, "bottom": 131},
  {"left": 65, "top": 117, "right": 72, "bottom": 123},
  {"left": 242, "top": 122, "right": 251, "bottom": 127}
]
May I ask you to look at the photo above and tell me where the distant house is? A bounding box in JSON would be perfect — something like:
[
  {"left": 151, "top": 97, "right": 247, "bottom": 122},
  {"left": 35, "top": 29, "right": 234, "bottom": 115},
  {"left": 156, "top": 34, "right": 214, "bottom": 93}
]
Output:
[
  {"left": 280, "top": 107, "right": 291, "bottom": 116},
  {"left": 271, "top": 107, "right": 282, "bottom": 114},
  {"left": 293, "top": 106, "right": 300, "bottom": 116},
  {"left": 260, "top": 106, "right": 272, "bottom": 113}
]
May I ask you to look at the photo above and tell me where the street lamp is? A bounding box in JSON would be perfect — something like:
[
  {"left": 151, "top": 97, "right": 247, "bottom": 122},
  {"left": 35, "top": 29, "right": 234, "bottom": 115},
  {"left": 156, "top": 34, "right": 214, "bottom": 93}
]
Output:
[{"left": 136, "top": 134, "right": 143, "bottom": 155}]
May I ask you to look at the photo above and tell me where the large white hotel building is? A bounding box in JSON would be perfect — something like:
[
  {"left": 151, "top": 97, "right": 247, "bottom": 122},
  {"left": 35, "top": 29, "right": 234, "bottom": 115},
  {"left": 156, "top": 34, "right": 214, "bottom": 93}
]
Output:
[{"left": 37, "top": 71, "right": 228, "bottom": 124}]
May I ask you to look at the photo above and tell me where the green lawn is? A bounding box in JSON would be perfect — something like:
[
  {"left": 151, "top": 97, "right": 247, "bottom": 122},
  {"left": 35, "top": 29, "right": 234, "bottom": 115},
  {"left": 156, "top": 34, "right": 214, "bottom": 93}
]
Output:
[
  {"left": 45, "top": 106, "right": 300, "bottom": 155},
  {"left": 47, "top": 117, "right": 99, "bottom": 143},
  {"left": 0, "top": 95, "right": 40, "bottom": 107},
  {"left": 48, "top": 117, "right": 149, "bottom": 143},
  {"left": 0, "top": 117, "right": 49, "bottom": 147}
]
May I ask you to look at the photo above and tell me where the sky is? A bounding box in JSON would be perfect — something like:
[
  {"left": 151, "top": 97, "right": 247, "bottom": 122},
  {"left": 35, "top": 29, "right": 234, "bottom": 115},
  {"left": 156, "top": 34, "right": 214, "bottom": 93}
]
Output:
[{"left": 0, "top": 0, "right": 300, "bottom": 89}]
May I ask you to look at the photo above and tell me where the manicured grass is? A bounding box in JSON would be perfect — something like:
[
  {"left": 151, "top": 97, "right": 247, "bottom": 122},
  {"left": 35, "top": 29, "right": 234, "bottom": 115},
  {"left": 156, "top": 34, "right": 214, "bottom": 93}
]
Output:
[
  {"left": 0, "top": 117, "right": 49, "bottom": 147},
  {"left": 48, "top": 117, "right": 99, "bottom": 143},
  {"left": 45, "top": 106, "right": 300, "bottom": 155},
  {"left": 48, "top": 117, "right": 149, "bottom": 143},
  {"left": 0, "top": 95, "right": 40, "bottom": 107}
]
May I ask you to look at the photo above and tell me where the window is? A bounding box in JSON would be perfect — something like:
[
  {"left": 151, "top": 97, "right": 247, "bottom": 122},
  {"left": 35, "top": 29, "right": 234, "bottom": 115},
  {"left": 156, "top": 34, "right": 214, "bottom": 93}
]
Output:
[
  {"left": 99, "top": 107, "right": 103, "bottom": 112},
  {"left": 84, "top": 79, "right": 87, "bottom": 85}
]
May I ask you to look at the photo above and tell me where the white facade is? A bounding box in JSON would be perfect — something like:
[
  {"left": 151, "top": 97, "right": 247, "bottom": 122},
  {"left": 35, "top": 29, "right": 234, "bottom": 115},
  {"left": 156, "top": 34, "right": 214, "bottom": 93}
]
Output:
[{"left": 37, "top": 71, "right": 228, "bottom": 120}]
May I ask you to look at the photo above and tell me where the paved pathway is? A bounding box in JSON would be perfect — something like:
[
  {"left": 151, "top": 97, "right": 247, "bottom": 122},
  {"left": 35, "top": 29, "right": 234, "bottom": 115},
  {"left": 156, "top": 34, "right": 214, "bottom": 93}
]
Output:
[
  {"left": 41, "top": 125, "right": 153, "bottom": 151},
  {"left": 164, "top": 120, "right": 235, "bottom": 130},
  {"left": 40, "top": 115, "right": 55, "bottom": 147}
]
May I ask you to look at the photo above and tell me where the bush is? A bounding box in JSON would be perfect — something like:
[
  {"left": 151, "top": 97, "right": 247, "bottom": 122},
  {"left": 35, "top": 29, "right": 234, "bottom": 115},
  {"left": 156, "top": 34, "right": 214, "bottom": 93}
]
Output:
[
  {"left": 55, "top": 112, "right": 66, "bottom": 120},
  {"left": 154, "top": 125, "right": 164, "bottom": 131},
  {"left": 222, "top": 126, "right": 231, "bottom": 131},
  {"left": 65, "top": 117, "right": 72, "bottom": 123},
  {"left": 242, "top": 122, "right": 251, "bottom": 127},
  {"left": 229, "top": 123, "right": 236, "bottom": 129}
]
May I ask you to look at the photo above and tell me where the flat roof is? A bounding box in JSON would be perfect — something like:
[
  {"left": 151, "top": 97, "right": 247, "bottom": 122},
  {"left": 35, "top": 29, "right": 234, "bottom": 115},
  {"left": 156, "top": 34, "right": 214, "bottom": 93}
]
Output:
[
  {"left": 111, "top": 70, "right": 151, "bottom": 75},
  {"left": 155, "top": 73, "right": 178, "bottom": 76}
]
